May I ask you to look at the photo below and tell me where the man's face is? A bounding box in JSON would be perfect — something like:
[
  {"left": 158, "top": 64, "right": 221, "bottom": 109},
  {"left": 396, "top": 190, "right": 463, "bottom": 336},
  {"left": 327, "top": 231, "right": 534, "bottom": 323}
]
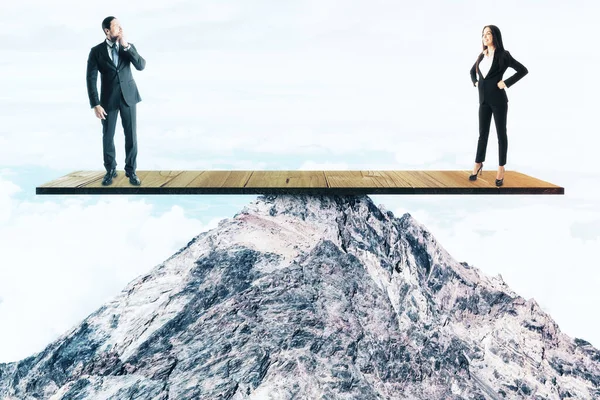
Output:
[{"left": 105, "top": 19, "right": 122, "bottom": 41}]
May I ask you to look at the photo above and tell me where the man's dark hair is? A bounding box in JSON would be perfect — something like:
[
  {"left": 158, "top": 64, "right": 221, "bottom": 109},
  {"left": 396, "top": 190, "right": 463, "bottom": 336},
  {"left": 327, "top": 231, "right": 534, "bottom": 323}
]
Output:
[{"left": 102, "top": 16, "right": 116, "bottom": 33}]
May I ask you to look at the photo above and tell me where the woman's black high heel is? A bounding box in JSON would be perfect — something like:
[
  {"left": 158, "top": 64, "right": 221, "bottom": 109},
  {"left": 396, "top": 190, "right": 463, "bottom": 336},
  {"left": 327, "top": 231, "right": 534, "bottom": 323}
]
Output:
[
  {"left": 496, "top": 168, "right": 505, "bottom": 186},
  {"left": 469, "top": 163, "right": 483, "bottom": 181}
]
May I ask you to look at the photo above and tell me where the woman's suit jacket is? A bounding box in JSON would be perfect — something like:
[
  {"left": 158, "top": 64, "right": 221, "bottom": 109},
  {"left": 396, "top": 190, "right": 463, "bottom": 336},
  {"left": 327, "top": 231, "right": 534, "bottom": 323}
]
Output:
[{"left": 470, "top": 50, "right": 528, "bottom": 105}]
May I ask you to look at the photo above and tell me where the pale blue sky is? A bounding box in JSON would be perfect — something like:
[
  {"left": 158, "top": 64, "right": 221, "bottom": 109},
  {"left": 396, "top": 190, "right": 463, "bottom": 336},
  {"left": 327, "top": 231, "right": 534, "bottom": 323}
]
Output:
[{"left": 1, "top": 0, "right": 599, "bottom": 362}]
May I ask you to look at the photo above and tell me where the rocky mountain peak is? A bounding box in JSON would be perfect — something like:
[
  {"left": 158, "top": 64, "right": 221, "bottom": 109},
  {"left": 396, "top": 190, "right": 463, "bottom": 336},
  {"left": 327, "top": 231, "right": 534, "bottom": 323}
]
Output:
[{"left": 1, "top": 195, "right": 599, "bottom": 399}]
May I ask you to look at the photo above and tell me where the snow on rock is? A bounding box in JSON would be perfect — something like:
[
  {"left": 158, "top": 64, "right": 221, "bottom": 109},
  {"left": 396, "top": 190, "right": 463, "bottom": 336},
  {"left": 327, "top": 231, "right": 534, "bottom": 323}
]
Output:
[{"left": 1, "top": 194, "right": 599, "bottom": 399}]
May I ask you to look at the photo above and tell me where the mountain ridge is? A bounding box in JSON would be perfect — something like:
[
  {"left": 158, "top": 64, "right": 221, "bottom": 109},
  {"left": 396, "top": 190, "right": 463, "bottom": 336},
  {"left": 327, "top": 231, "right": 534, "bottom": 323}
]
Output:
[{"left": 1, "top": 194, "right": 598, "bottom": 399}]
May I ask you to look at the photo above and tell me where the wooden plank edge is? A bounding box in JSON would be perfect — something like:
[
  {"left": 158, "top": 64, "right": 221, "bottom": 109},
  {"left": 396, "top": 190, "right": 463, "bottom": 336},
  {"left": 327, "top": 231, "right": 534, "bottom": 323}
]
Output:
[{"left": 35, "top": 186, "right": 564, "bottom": 195}]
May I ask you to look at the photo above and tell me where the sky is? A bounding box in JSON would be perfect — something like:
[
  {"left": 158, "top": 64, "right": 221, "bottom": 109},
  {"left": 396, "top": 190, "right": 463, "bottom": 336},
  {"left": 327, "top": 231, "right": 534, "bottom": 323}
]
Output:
[{"left": 1, "top": 0, "right": 599, "bottom": 363}]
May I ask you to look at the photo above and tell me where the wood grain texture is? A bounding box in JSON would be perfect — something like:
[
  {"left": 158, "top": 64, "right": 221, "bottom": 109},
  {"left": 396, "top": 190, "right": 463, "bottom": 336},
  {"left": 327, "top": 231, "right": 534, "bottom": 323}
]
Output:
[
  {"left": 325, "top": 171, "right": 400, "bottom": 188},
  {"left": 38, "top": 171, "right": 105, "bottom": 188},
  {"left": 36, "top": 170, "right": 564, "bottom": 195},
  {"left": 246, "top": 171, "right": 327, "bottom": 188}
]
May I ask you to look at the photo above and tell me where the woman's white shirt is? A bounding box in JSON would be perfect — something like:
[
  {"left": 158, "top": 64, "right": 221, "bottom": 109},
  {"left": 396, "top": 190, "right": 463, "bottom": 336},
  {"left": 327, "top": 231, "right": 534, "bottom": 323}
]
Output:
[{"left": 479, "top": 51, "right": 494, "bottom": 78}]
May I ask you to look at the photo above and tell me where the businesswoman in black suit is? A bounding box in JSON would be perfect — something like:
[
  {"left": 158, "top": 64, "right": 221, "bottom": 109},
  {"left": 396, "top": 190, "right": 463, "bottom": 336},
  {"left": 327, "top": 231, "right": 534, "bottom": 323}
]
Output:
[{"left": 469, "top": 25, "right": 528, "bottom": 186}]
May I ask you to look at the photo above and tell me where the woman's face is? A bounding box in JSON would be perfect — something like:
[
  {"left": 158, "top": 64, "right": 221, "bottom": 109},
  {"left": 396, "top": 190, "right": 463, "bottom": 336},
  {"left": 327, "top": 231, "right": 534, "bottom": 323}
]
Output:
[{"left": 482, "top": 27, "right": 493, "bottom": 47}]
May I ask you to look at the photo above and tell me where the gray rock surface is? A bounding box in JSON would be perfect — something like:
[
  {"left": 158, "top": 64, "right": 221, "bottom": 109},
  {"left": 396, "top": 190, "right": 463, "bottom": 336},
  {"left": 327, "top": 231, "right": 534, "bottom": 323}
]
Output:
[{"left": 1, "top": 195, "right": 598, "bottom": 399}]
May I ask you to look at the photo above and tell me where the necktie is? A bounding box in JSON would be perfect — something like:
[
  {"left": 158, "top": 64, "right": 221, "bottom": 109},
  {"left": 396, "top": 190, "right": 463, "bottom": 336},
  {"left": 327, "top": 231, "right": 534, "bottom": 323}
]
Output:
[{"left": 112, "top": 44, "right": 119, "bottom": 67}]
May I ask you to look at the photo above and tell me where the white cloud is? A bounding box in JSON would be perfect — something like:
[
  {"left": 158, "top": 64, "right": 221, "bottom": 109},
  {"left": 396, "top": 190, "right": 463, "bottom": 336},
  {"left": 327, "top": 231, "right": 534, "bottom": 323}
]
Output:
[
  {"left": 379, "top": 197, "right": 600, "bottom": 348},
  {"left": 298, "top": 161, "right": 349, "bottom": 170},
  {"left": 1, "top": 0, "right": 600, "bottom": 364},
  {"left": 0, "top": 175, "right": 217, "bottom": 363},
  {"left": 2, "top": 1, "right": 598, "bottom": 172},
  {"left": 0, "top": 178, "right": 21, "bottom": 223}
]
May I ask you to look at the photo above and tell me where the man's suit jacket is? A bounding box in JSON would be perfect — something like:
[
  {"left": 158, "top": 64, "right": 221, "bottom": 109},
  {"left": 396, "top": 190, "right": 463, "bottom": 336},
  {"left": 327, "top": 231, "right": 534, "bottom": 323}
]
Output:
[
  {"left": 86, "top": 42, "right": 146, "bottom": 111},
  {"left": 470, "top": 50, "right": 528, "bottom": 105}
]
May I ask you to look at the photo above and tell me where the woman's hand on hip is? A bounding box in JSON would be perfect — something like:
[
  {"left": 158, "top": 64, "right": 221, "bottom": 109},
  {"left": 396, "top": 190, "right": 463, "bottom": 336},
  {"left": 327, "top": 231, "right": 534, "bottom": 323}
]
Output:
[{"left": 497, "top": 80, "right": 507, "bottom": 89}]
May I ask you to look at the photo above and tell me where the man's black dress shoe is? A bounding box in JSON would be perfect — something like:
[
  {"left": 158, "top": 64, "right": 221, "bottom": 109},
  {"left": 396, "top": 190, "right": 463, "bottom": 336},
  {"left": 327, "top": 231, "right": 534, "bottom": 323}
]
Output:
[
  {"left": 125, "top": 171, "right": 141, "bottom": 186},
  {"left": 102, "top": 169, "right": 117, "bottom": 186}
]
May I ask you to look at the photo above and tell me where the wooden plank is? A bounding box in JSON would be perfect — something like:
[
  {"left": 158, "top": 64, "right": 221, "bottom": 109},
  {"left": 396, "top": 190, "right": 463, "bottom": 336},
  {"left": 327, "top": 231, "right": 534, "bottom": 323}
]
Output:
[
  {"left": 326, "top": 171, "right": 379, "bottom": 188},
  {"left": 424, "top": 171, "right": 468, "bottom": 187},
  {"left": 358, "top": 171, "right": 399, "bottom": 187},
  {"left": 476, "top": 171, "right": 496, "bottom": 186},
  {"left": 200, "top": 171, "right": 254, "bottom": 187},
  {"left": 500, "top": 171, "right": 561, "bottom": 188},
  {"left": 246, "top": 171, "right": 327, "bottom": 188},
  {"left": 379, "top": 171, "right": 414, "bottom": 187},
  {"left": 325, "top": 171, "right": 405, "bottom": 188},
  {"left": 139, "top": 171, "right": 183, "bottom": 187},
  {"left": 423, "top": 170, "right": 495, "bottom": 194},
  {"left": 423, "top": 171, "right": 488, "bottom": 188},
  {"left": 396, "top": 171, "right": 442, "bottom": 188},
  {"left": 82, "top": 171, "right": 181, "bottom": 188},
  {"left": 38, "top": 171, "right": 104, "bottom": 188},
  {"left": 161, "top": 171, "right": 205, "bottom": 188},
  {"left": 35, "top": 170, "right": 564, "bottom": 195}
]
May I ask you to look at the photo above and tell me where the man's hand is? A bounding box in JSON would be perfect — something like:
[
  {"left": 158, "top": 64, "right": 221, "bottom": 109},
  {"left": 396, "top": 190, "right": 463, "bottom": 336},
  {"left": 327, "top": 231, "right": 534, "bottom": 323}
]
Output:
[
  {"left": 118, "top": 31, "right": 128, "bottom": 48},
  {"left": 94, "top": 105, "right": 107, "bottom": 120},
  {"left": 497, "top": 80, "right": 507, "bottom": 89},
  {"left": 475, "top": 81, "right": 478, "bottom": 87}
]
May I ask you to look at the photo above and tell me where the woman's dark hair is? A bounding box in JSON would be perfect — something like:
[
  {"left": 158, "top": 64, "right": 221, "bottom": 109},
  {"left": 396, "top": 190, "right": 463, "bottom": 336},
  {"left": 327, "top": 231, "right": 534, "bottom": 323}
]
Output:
[
  {"left": 102, "top": 16, "right": 116, "bottom": 34},
  {"left": 481, "top": 25, "right": 505, "bottom": 53},
  {"left": 476, "top": 25, "right": 506, "bottom": 75}
]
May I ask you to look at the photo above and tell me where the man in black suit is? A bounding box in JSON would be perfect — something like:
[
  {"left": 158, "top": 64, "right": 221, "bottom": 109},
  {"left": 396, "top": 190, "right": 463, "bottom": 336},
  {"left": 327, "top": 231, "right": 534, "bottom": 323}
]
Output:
[{"left": 86, "top": 16, "right": 146, "bottom": 186}]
